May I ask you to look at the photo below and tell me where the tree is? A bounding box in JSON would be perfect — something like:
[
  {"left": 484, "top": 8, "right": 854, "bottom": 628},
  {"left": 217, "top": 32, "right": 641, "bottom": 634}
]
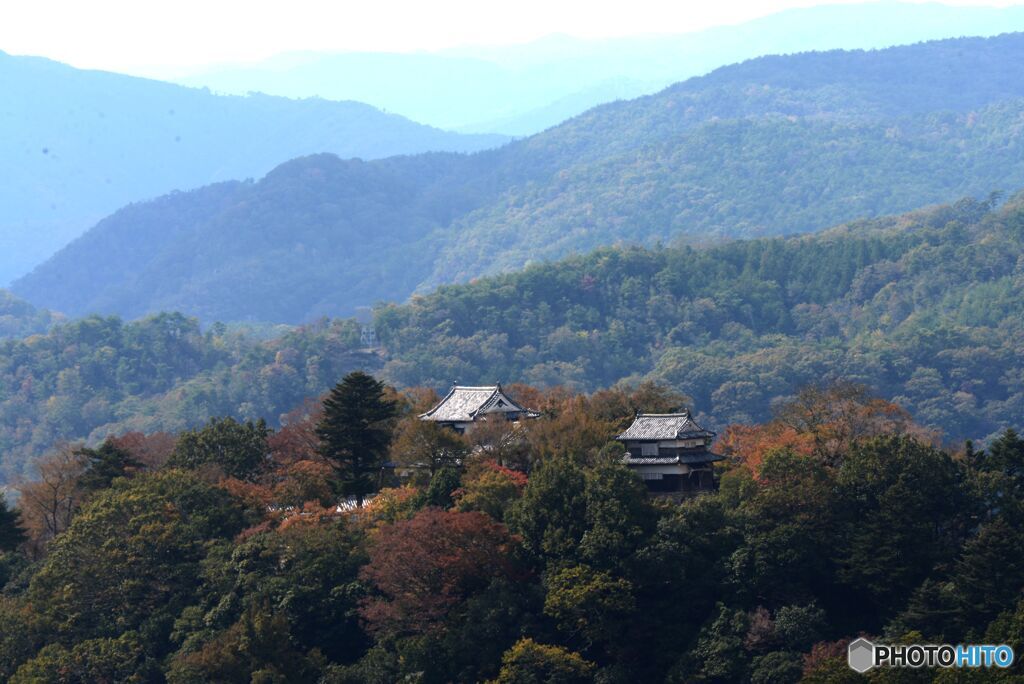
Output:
[
  {"left": 359, "top": 508, "right": 517, "bottom": 639},
  {"left": 774, "top": 381, "right": 925, "bottom": 465},
  {"left": 27, "top": 470, "right": 246, "bottom": 643},
  {"left": 389, "top": 417, "right": 468, "bottom": 478},
  {"left": 578, "top": 461, "right": 655, "bottom": 571},
  {"left": 9, "top": 632, "right": 155, "bottom": 684},
  {"left": 730, "top": 449, "right": 838, "bottom": 606},
  {"left": 687, "top": 604, "right": 751, "bottom": 683},
  {"left": 16, "top": 445, "right": 88, "bottom": 553},
  {"left": 75, "top": 439, "right": 142, "bottom": 495},
  {"left": 421, "top": 467, "right": 462, "bottom": 509},
  {"left": 492, "top": 638, "right": 596, "bottom": 684},
  {"left": 0, "top": 494, "right": 26, "bottom": 552},
  {"left": 316, "top": 372, "right": 398, "bottom": 506},
  {"left": 106, "top": 431, "right": 176, "bottom": 471},
  {"left": 543, "top": 564, "right": 635, "bottom": 653},
  {"left": 468, "top": 416, "right": 532, "bottom": 471},
  {"left": 949, "top": 517, "right": 1024, "bottom": 636},
  {"left": 835, "top": 436, "right": 968, "bottom": 626},
  {"left": 169, "top": 417, "right": 270, "bottom": 481},
  {"left": 506, "top": 455, "right": 588, "bottom": 563},
  {"left": 454, "top": 460, "right": 529, "bottom": 521},
  {"left": 980, "top": 429, "right": 1024, "bottom": 485}
]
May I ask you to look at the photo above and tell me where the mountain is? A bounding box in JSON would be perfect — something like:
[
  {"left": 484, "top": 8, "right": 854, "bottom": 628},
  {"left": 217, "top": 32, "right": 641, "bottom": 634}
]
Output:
[
  {"left": 3, "top": 192, "right": 1024, "bottom": 479},
  {"left": 171, "top": 1, "right": 1024, "bottom": 134},
  {"left": 0, "top": 51, "right": 507, "bottom": 285},
  {"left": 14, "top": 33, "right": 1024, "bottom": 324},
  {"left": 380, "top": 191, "right": 1024, "bottom": 443}
]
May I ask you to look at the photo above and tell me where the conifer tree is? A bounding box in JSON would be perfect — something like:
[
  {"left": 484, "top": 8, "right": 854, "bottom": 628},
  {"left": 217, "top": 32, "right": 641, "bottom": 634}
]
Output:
[
  {"left": 0, "top": 493, "right": 27, "bottom": 552},
  {"left": 316, "top": 372, "right": 398, "bottom": 506},
  {"left": 76, "top": 440, "right": 143, "bottom": 495}
]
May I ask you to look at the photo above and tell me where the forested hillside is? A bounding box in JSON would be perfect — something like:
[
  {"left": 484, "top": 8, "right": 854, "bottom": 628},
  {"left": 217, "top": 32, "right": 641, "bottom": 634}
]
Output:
[
  {"left": 0, "top": 50, "right": 506, "bottom": 283},
  {"left": 4, "top": 193, "right": 1024, "bottom": 479},
  {"left": 376, "top": 193, "right": 1024, "bottom": 442},
  {"left": 15, "top": 33, "right": 1024, "bottom": 322},
  {"left": 0, "top": 314, "right": 380, "bottom": 481},
  {"left": 0, "top": 291, "right": 61, "bottom": 339}
]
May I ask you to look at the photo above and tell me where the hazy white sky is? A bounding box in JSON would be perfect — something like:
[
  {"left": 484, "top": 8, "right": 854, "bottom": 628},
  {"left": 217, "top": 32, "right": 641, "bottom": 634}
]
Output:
[{"left": 1, "top": 0, "right": 1020, "bottom": 73}]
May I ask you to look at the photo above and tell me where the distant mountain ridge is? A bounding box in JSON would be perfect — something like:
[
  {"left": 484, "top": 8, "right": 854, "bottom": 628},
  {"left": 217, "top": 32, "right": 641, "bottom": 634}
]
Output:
[
  {"left": 0, "top": 50, "right": 507, "bottom": 284},
  {"left": 13, "top": 33, "right": 1024, "bottom": 323},
  {"left": 171, "top": 1, "right": 1024, "bottom": 134}
]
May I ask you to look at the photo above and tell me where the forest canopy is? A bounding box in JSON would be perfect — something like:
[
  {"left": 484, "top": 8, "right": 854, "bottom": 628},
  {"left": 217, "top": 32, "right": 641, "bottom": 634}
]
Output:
[{"left": 2, "top": 375, "right": 1023, "bottom": 682}]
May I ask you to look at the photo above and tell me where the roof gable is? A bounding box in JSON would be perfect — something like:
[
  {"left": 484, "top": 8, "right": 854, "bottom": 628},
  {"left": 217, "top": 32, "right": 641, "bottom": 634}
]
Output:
[
  {"left": 616, "top": 411, "right": 716, "bottom": 441},
  {"left": 420, "top": 384, "right": 537, "bottom": 423}
]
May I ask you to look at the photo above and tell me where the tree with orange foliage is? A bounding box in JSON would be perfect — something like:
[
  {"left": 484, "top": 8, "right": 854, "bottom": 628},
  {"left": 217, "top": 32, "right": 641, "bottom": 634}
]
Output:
[
  {"left": 720, "top": 381, "right": 934, "bottom": 471},
  {"left": 16, "top": 445, "right": 87, "bottom": 554},
  {"left": 775, "top": 381, "right": 928, "bottom": 465},
  {"left": 520, "top": 382, "right": 689, "bottom": 465},
  {"left": 359, "top": 508, "right": 518, "bottom": 638},
  {"left": 718, "top": 423, "right": 816, "bottom": 474}
]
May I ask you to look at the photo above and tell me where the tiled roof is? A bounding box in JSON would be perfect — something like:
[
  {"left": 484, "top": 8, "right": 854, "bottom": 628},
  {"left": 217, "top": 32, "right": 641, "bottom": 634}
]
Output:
[
  {"left": 420, "top": 384, "right": 538, "bottom": 423},
  {"left": 616, "top": 410, "right": 716, "bottom": 441}
]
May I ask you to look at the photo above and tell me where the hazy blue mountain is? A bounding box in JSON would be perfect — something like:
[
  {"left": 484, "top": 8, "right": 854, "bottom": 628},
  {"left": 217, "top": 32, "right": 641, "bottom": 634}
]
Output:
[
  {"left": 172, "top": 1, "right": 1024, "bottom": 133},
  {"left": 0, "top": 50, "right": 507, "bottom": 284},
  {"left": 13, "top": 34, "right": 1024, "bottom": 324}
]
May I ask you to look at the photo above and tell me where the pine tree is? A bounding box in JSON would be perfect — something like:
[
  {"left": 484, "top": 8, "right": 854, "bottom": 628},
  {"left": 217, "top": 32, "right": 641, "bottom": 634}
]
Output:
[
  {"left": 76, "top": 440, "right": 143, "bottom": 495},
  {"left": 0, "top": 492, "right": 27, "bottom": 552},
  {"left": 316, "top": 372, "right": 397, "bottom": 506}
]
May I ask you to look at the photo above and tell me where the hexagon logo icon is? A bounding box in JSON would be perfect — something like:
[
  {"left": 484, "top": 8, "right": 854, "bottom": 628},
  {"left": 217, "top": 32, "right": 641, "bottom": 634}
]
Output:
[{"left": 848, "top": 637, "right": 875, "bottom": 673}]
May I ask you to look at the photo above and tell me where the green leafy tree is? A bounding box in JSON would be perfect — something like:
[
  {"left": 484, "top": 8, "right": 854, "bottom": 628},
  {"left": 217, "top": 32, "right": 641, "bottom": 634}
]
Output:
[
  {"left": 454, "top": 461, "right": 528, "bottom": 522},
  {"left": 167, "top": 606, "right": 320, "bottom": 684},
  {"left": 172, "top": 519, "right": 369, "bottom": 669},
  {"left": 506, "top": 455, "right": 588, "bottom": 564},
  {"left": 169, "top": 417, "right": 270, "bottom": 480},
  {"left": 949, "top": 517, "right": 1024, "bottom": 637},
  {"left": 316, "top": 372, "right": 398, "bottom": 506},
  {"left": 27, "top": 470, "right": 246, "bottom": 645},
  {"left": 0, "top": 597, "right": 41, "bottom": 681},
  {"left": 421, "top": 467, "right": 462, "bottom": 509},
  {"left": 0, "top": 493, "right": 26, "bottom": 552},
  {"left": 980, "top": 428, "right": 1024, "bottom": 485},
  {"left": 835, "top": 437, "right": 969, "bottom": 627},
  {"left": 9, "top": 632, "right": 155, "bottom": 684},
  {"left": 543, "top": 564, "right": 635, "bottom": 653},
  {"left": 579, "top": 461, "right": 655, "bottom": 571},
  {"left": 492, "top": 638, "right": 596, "bottom": 684},
  {"left": 729, "top": 449, "right": 838, "bottom": 607},
  {"left": 685, "top": 604, "right": 751, "bottom": 683}
]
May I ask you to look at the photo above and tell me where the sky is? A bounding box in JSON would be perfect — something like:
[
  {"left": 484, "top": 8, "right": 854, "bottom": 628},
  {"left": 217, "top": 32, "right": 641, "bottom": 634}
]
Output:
[{"left": 1, "top": 0, "right": 1021, "bottom": 74}]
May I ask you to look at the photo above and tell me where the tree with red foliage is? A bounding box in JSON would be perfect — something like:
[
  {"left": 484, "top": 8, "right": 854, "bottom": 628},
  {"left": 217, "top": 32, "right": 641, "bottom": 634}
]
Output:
[{"left": 359, "top": 508, "right": 519, "bottom": 638}]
